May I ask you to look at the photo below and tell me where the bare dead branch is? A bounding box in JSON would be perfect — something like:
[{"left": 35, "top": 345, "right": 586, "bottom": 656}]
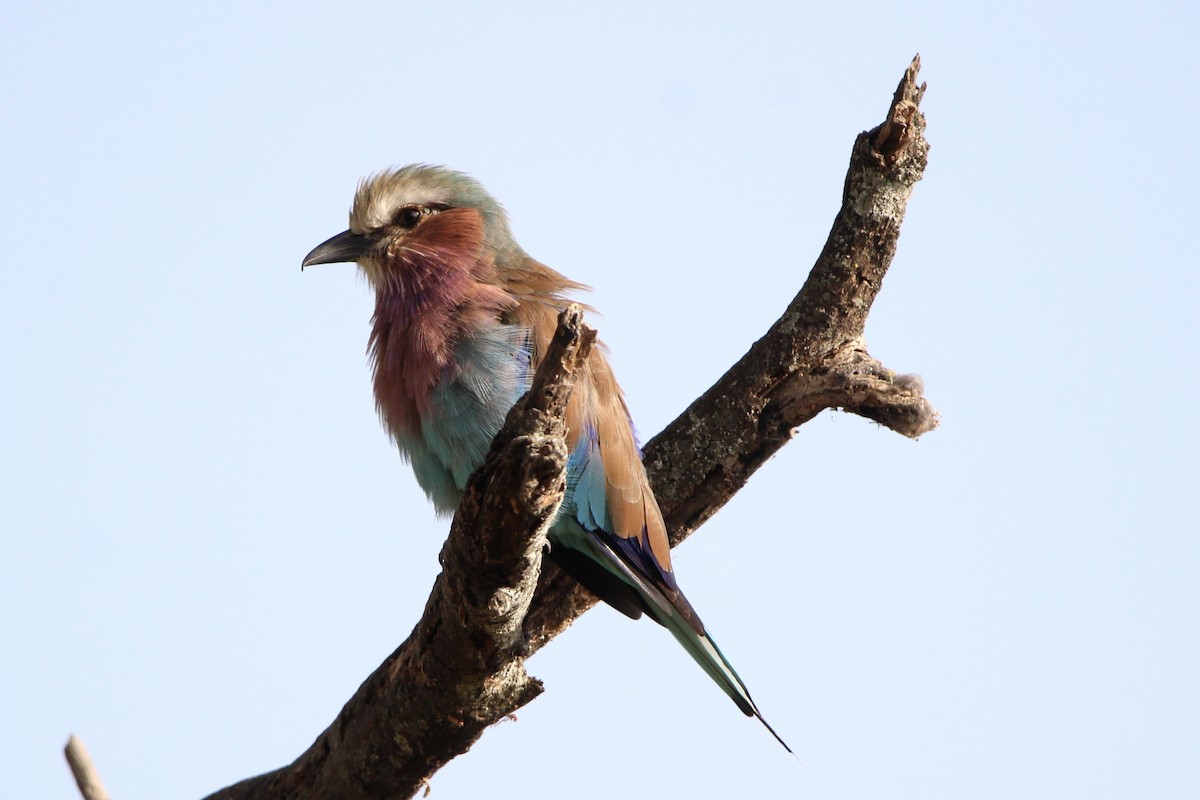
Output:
[
  {"left": 525, "top": 53, "right": 936, "bottom": 647},
  {"left": 196, "top": 56, "right": 937, "bottom": 800}
]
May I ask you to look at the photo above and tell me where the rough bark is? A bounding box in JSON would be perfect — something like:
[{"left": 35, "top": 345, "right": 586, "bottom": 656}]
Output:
[{"left": 185, "top": 55, "right": 937, "bottom": 800}]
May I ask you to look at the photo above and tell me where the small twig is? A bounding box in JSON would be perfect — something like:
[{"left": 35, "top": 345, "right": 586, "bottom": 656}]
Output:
[{"left": 65, "top": 736, "right": 111, "bottom": 800}]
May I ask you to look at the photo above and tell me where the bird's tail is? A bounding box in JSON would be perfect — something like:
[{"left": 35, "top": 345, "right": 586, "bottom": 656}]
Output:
[
  {"left": 650, "top": 600, "right": 792, "bottom": 753},
  {"left": 556, "top": 523, "right": 792, "bottom": 752}
]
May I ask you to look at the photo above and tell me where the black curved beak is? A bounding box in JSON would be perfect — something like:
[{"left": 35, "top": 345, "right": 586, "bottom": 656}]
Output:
[{"left": 301, "top": 230, "right": 374, "bottom": 270}]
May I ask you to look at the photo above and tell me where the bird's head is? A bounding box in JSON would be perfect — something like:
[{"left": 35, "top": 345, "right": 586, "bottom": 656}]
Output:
[{"left": 301, "top": 164, "right": 520, "bottom": 292}]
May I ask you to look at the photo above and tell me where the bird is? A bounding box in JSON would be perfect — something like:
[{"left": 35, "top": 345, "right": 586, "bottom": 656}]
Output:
[{"left": 302, "top": 164, "right": 788, "bottom": 751}]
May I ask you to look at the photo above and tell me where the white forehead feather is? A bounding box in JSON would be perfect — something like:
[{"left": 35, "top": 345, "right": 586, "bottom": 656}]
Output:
[{"left": 347, "top": 164, "right": 499, "bottom": 234}]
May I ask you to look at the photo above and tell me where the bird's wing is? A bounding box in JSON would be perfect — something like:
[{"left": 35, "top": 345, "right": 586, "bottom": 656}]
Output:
[
  {"left": 515, "top": 299, "right": 789, "bottom": 749},
  {"left": 505, "top": 296, "right": 700, "bottom": 628},
  {"left": 562, "top": 351, "right": 706, "bottom": 636}
]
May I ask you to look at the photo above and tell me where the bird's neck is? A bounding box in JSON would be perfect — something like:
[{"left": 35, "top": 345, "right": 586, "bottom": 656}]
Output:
[{"left": 369, "top": 249, "right": 514, "bottom": 437}]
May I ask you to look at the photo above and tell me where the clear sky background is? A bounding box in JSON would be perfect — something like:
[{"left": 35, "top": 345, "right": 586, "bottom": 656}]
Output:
[{"left": 3, "top": 2, "right": 1197, "bottom": 798}]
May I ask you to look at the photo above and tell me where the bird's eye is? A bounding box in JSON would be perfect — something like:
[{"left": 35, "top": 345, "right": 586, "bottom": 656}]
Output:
[{"left": 395, "top": 206, "right": 423, "bottom": 229}]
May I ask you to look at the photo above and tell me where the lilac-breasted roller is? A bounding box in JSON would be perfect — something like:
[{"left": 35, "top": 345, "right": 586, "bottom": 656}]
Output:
[{"left": 302, "top": 164, "right": 787, "bottom": 750}]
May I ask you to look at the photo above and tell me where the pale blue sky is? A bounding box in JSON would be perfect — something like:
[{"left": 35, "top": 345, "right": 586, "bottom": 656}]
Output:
[{"left": 3, "top": 2, "right": 1197, "bottom": 798}]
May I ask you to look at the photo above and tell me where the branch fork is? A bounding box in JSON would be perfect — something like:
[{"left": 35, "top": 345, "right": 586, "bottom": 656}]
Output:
[{"left": 69, "top": 55, "right": 940, "bottom": 800}]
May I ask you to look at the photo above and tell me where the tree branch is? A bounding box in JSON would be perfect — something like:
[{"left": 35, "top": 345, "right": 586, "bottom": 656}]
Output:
[
  {"left": 203, "top": 307, "right": 594, "bottom": 800},
  {"left": 525, "top": 55, "right": 937, "bottom": 646},
  {"left": 195, "top": 55, "right": 936, "bottom": 800}
]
